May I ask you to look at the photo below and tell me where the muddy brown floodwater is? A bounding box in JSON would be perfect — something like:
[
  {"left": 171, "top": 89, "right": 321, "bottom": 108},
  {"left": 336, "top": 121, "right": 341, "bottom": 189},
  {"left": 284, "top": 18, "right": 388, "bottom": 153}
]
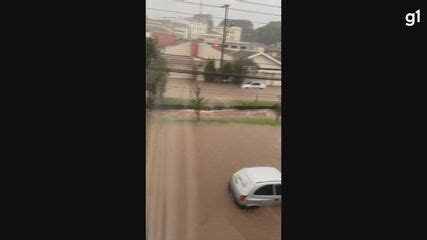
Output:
[{"left": 146, "top": 115, "right": 282, "bottom": 240}]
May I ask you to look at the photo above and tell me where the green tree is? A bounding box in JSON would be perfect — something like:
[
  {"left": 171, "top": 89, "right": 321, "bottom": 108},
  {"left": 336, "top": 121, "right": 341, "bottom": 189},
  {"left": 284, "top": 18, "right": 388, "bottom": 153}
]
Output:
[
  {"left": 203, "top": 60, "right": 217, "bottom": 83},
  {"left": 146, "top": 37, "right": 168, "bottom": 104},
  {"left": 231, "top": 59, "right": 258, "bottom": 85},
  {"left": 190, "top": 86, "right": 208, "bottom": 121},
  {"left": 146, "top": 37, "right": 159, "bottom": 66},
  {"left": 254, "top": 21, "right": 281, "bottom": 45},
  {"left": 219, "top": 62, "right": 233, "bottom": 82}
]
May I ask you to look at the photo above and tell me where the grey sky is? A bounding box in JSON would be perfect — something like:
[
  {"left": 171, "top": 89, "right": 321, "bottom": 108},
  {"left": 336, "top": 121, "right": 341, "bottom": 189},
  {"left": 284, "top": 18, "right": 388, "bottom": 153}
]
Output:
[{"left": 146, "top": 0, "right": 282, "bottom": 29}]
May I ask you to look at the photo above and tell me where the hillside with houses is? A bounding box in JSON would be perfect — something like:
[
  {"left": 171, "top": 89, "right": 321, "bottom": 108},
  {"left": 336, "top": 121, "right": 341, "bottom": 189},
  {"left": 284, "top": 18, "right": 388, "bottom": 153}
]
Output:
[{"left": 146, "top": 15, "right": 282, "bottom": 86}]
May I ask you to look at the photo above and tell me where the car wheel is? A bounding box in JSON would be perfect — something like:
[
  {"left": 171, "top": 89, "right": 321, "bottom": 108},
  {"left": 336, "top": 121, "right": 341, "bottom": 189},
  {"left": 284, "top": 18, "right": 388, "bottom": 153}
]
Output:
[{"left": 245, "top": 205, "right": 260, "bottom": 210}]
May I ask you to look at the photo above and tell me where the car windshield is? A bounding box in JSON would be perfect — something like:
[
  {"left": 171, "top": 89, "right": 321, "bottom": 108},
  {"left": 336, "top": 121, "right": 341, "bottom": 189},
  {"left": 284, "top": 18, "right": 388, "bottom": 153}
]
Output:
[{"left": 146, "top": 1, "right": 282, "bottom": 239}]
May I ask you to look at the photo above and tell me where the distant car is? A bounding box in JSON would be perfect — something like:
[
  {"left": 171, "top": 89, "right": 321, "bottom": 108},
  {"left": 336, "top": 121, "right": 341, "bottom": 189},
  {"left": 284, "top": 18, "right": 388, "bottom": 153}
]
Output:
[
  {"left": 241, "top": 82, "right": 266, "bottom": 89},
  {"left": 229, "top": 167, "right": 281, "bottom": 208}
]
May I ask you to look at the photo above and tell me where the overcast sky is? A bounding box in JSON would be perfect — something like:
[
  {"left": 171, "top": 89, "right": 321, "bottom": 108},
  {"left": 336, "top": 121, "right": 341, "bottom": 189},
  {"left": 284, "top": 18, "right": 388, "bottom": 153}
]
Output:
[{"left": 146, "top": 0, "right": 282, "bottom": 29}]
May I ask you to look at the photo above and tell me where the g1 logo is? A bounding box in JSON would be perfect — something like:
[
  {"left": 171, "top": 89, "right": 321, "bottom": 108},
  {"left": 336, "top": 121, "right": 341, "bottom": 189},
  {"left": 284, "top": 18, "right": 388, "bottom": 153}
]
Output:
[{"left": 405, "top": 10, "right": 421, "bottom": 26}]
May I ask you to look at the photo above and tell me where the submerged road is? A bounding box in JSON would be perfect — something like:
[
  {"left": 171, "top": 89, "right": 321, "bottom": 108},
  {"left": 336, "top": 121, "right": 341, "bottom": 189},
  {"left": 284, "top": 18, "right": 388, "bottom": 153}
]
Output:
[{"left": 146, "top": 112, "right": 281, "bottom": 240}]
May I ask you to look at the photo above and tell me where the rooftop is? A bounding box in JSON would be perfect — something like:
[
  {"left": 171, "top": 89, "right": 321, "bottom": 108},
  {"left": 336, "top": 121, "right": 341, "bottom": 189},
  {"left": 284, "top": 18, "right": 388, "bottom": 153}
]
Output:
[
  {"left": 244, "top": 167, "right": 281, "bottom": 184},
  {"left": 229, "top": 50, "right": 259, "bottom": 59},
  {"left": 265, "top": 45, "right": 281, "bottom": 52},
  {"left": 249, "top": 42, "right": 266, "bottom": 47}
]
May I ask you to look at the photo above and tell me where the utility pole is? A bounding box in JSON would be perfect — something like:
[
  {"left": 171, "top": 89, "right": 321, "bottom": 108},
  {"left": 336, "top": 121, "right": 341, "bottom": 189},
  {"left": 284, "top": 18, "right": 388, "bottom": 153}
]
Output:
[{"left": 220, "top": 4, "right": 230, "bottom": 68}]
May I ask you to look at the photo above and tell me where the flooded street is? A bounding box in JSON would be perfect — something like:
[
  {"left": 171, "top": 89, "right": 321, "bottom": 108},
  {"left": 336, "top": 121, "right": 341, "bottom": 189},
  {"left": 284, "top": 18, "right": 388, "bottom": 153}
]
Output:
[
  {"left": 146, "top": 111, "right": 281, "bottom": 240},
  {"left": 147, "top": 109, "right": 278, "bottom": 120}
]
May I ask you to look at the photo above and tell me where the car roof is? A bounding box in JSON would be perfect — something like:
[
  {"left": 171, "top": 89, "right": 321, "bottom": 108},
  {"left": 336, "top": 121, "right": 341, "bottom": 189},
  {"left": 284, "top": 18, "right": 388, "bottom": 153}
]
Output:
[{"left": 243, "top": 167, "right": 281, "bottom": 184}]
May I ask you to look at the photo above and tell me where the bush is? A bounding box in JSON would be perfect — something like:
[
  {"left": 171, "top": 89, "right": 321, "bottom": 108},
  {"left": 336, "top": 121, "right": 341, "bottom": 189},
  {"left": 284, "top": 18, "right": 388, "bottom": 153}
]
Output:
[
  {"left": 203, "top": 60, "right": 217, "bottom": 82},
  {"left": 231, "top": 59, "right": 258, "bottom": 85},
  {"left": 219, "top": 62, "right": 233, "bottom": 82}
]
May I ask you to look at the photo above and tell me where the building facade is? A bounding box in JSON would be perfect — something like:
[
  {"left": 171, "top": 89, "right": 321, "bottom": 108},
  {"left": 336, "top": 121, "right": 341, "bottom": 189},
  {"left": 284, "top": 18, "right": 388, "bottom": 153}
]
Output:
[
  {"left": 212, "top": 26, "right": 242, "bottom": 42},
  {"left": 228, "top": 51, "right": 282, "bottom": 86},
  {"left": 189, "top": 21, "right": 208, "bottom": 40}
]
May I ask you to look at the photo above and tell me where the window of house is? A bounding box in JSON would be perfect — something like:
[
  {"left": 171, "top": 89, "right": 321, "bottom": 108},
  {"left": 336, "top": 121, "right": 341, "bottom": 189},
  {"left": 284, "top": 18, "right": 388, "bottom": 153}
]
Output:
[{"left": 231, "top": 45, "right": 238, "bottom": 49}]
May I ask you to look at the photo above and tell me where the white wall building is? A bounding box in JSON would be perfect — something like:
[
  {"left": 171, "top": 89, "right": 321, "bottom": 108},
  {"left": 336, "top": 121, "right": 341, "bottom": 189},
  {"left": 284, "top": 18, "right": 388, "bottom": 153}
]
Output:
[
  {"left": 212, "top": 26, "right": 242, "bottom": 42},
  {"left": 189, "top": 21, "right": 208, "bottom": 40},
  {"left": 167, "top": 18, "right": 207, "bottom": 40},
  {"left": 228, "top": 51, "right": 282, "bottom": 86},
  {"left": 223, "top": 41, "right": 250, "bottom": 51}
]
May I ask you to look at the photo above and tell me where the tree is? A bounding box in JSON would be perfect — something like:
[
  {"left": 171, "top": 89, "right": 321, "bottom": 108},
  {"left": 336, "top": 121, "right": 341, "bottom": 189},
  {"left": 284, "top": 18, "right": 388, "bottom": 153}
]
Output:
[
  {"left": 219, "top": 62, "right": 233, "bottom": 82},
  {"left": 146, "top": 57, "right": 168, "bottom": 100},
  {"left": 231, "top": 59, "right": 258, "bottom": 85},
  {"left": 273, "top": 103, "right": 282, "bottom": 120},
  {"left": 190, "top": 86, "right": 208, "bottom": 121},
  {"left": 203, "top": 60, "right": 217, "bottom": 83},
  {"left": 146, "top": 37, "right": 168, "bottom": 103},
  {"left": 146, "top": 37, "right": 159, "bottom": 66},
  {"left": 254, "top": 21, "right": 281, "bottom": 45}
]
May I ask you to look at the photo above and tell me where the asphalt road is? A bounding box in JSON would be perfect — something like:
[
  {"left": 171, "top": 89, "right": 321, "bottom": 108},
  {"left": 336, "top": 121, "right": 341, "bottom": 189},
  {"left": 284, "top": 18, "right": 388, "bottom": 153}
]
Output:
[
  {"left": 164, "top": 78, "right": 282, "bottom": 102},
  {"left": 146, "top": 113, "right": 281, "bottom": 240}
]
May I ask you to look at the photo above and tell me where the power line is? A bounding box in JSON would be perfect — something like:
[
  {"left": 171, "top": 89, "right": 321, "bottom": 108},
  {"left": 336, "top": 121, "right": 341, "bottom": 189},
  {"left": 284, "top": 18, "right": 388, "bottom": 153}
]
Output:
[
  {"left": 163, "top": 58, "right": 282, "bottom": 67},
  {"left": 146, "top": 8, "right": 271, "bottom": 25},
  {"left": 237, "top": 1, "right": 281, "bottom": 9},
  {"left": 175, "top": 1, "right": 281, "bottom": 17},
  {"left": 229, "top": 7, "right": 281, "bottom": 17}
]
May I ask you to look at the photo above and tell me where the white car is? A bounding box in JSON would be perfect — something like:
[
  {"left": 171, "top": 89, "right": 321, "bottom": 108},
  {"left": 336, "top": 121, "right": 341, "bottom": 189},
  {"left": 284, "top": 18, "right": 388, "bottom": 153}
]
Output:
[
  {"left": 241, "top": 82, "right": 266, "bottom": 89},
  {"left": 229, "top": 167, "right": 281, "bottom": 208}
]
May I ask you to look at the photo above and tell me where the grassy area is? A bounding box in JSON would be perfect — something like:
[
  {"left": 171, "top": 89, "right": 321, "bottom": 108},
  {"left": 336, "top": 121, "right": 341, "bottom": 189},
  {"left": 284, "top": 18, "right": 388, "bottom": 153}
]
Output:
[
  {"left": 158, "top": 119, "right": 281, "bottom": 126},
  {"left": 159, "top": 98, "right": 190, "bottom": 105},
  {"left": 229, "top": 100, "right": 279, "bottom": 107}
]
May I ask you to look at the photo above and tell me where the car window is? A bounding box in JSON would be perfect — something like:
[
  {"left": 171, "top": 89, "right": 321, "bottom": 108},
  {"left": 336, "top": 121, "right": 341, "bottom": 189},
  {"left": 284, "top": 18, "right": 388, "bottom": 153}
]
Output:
[
  {"left": 254, "top": 185, "right": 274, "bottom": 195},
  {"left": 274, "top": 184, "right": 281, "bottom": 195},
  {"left": 253, "top": 83, "right": 260, "bottom": 85}
]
